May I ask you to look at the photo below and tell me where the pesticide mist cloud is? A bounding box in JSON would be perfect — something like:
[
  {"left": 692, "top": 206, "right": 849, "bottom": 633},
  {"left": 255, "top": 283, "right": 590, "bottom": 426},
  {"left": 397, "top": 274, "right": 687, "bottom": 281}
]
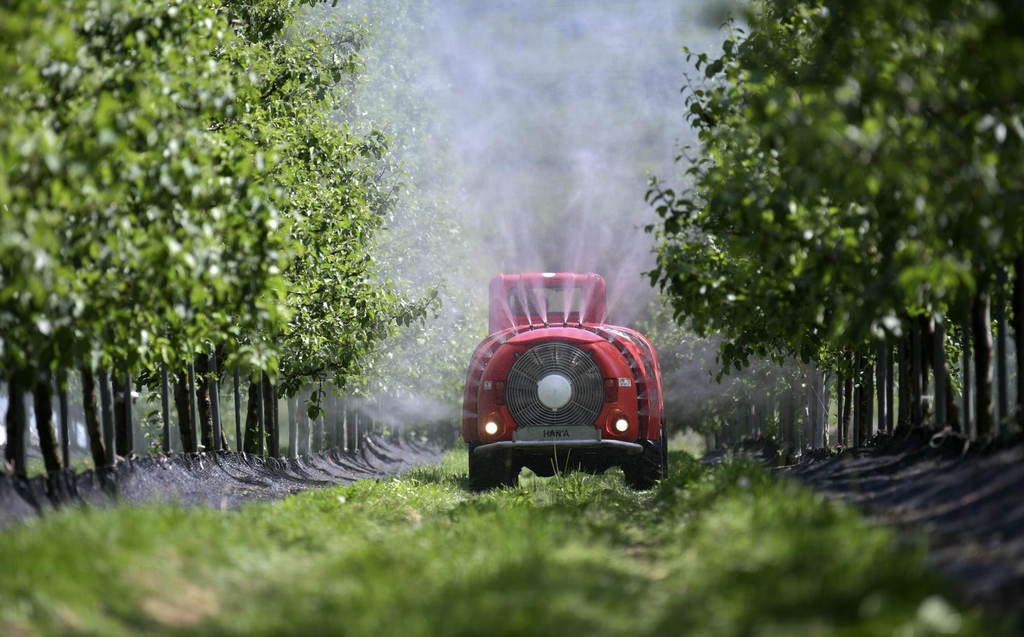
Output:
[
  {"left": 321, "top": 0, "right": 737, "bottom": 423},
  {"left": 427, "top": 0, "right": 723, "bottom": 325}
]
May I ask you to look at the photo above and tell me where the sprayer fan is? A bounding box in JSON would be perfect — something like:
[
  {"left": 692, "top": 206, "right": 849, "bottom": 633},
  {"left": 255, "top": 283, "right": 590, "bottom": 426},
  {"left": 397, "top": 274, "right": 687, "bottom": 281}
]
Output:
[{"left": 506, "top": 342, "right": 603, "bottom": 428}]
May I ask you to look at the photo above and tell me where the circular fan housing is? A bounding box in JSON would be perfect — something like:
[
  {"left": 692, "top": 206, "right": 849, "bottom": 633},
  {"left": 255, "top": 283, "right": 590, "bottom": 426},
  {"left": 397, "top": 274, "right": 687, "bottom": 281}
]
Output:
[{"left": 506, "top": 342, "right": 604, "bottom": 428}]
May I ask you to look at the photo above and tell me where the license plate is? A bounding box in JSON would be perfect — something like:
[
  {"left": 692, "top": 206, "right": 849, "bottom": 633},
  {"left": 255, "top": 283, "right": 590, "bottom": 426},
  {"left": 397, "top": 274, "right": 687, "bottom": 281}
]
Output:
[{"left": 513, "top": 426, "right": 600, "bottom": 442}]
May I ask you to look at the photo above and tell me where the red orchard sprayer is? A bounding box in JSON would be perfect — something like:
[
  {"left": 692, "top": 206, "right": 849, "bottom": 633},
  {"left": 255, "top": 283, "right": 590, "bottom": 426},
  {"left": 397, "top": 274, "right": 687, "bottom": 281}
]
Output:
[{"left": 462, "top": 273, "right": 667, "bottom": 491}]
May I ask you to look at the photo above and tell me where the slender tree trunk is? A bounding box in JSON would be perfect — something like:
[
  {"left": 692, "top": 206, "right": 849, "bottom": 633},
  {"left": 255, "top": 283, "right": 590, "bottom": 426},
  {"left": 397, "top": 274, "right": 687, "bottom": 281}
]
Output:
[
  {"left": 922, "top": 318, "right": 934, "bottom": 405},
  {"left": 327, "top": 393, "right": 338, "bottom": 449},
  {"left": 973, "top": 287, "right": 995, "bottom": 437},
  {"left": 173, "top": 371, "right": 195, "bottom": 454},
  {"left": 897, "top": 335, "right": 910, "bottom": 428},
  {"left": 81, "top": 367, "right": 107, "bottom": 470},
  {"left": 859, "top": 361, "right": 874, "bottom": 444},
  {"left": 917, "top": 319, "right": 925, "bottom": 430},
  {"left": 195, "top": 356, "right": 214, "bottom": 451},
  {"left": 876, "top": 342, "right": 887, "bottom": 435},
  {"left": 820, "top": 371, "right": 831, "bottom": 448},
  {"left": 842, "top": 375, "right": 854, "bottom": 447},
  {"left": 805, "top": 372, "right": 815, "bottom": 449},
  {"left": 243, "top": 379, "right": 261, "bottom": 454},
  {"left": 347, "top": 404, "right": 360, "bottom": 452},
  {"left": 934, "top": 320, "right": 960, "bottom": 432},
  {"left": 778, "top": 387, "right": 789, "bottom": 454},
  {"left": 33, "top": 369, "right": 63, "bottom": 476},
  {"left": 296, "top": 396, "right": 309, "bottom": 455},
  {"left": 963, "top": 304, "right": 973, "bottom": 437},
  {"left": 313, "top": 410, "right": 323, "bottom": 453},
  {"left": 836, "top": 370, "right": 845, "bottom": 446},
  {"left": 112, "top": 374, "right": 130, "bottom": 457},
  {"left": 885, "top": 343, "right": 895, "bottom": 433},
  {"left": 853, "top": 353, "right": 862, "bottom": 448},
  {"left": 287, "top": 394, "right": 299, "bottom": 458},
  {"left": 995, "top": 277, "right": 1008, "bottom": 429},
  {"left": 788, "top": 374, "right": 800, "bottom": 454},
  {"left": 343, "top": 397, "right": 353, "bottom": 449},
  {"left": 262, "top": 373, "right": 278, "bottom": 457},
  {"left": 944, "top": 361, "right": 961, "bottom": 432},
  {"left": 57, "top": 372, "right": 71, "bottom": 464},
  {"left": 1014, "top": 252, "right": 1024, "bottom": 421},
  {"left": 4, "top": 371, "right": 29, "bottom": 477}
]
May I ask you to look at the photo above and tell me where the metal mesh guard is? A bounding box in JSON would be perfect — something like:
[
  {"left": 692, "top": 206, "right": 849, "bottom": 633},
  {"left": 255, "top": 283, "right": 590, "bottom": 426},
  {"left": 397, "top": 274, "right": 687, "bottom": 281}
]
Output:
[{"left": 506, "top": 342, "right": 604, "bottom": 427}]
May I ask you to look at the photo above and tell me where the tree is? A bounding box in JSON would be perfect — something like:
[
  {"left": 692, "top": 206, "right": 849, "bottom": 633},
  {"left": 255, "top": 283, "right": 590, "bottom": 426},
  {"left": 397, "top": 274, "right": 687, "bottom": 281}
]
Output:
[{"left": 650, "top": 0, "right": 1024, "bottom": 437}]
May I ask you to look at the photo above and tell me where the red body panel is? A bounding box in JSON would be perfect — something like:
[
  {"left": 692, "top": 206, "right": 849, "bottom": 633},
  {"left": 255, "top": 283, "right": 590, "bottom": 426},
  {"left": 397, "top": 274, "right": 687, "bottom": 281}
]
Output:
[{"left": 464, "top": 273, "right": 663, "bottom": 446}]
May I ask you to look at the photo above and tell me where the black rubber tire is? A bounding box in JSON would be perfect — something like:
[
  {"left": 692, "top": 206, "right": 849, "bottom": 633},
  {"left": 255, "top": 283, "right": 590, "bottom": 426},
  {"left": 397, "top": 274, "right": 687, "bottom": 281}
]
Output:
[
  {"left": 622, "top": 425, "right": 667, "bottom": 490},
  {"left": 468, "top": 446, "right": 519, "bottom": 492}
]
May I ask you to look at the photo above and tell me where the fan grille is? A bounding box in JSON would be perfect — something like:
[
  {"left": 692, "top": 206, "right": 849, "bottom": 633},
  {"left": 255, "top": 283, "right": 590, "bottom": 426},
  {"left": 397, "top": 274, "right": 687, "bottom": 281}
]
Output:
[{"left": 506, "top": 343, "right": 604, "bottom": 427}]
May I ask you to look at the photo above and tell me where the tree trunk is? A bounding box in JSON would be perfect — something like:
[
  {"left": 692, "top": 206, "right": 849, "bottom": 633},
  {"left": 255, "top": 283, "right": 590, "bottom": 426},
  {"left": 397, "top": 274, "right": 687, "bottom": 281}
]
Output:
[
  {"left": 312, "top": 409, "right": 323, "bottom": 453},
  {"left": 922, "top": 318, "right": 934, "bottom": 404},
  {"left": 347, "top": 404, "right": 360, "bottom": 452},
  {"left": 33, "top": 369, "right": 63, "bottom": 476},
  {"left": 1014, "top": 252, "right": 1024, "bottom": 421},
  {"left": 243, "top": 379, "right": 261, "bottom": 454},
  {"left": 897, "top": 335, "right": 910, "bottom": 428},
  {"left": 287, "top": 394, "right": 299, "bottom": 458},
  {"left": 820, "top": 371, "right": 831, "bottom": 448},
  {"left": 885, "top": 343, "right": 895, "bottom": 433},
  {"left": 995, "top": 276, "right": 1009, "bottom": 428},
  {"left": 57, "top": 373, "right": 71, "bottom": 465},
  {"left": 299, "top": 407, "right": 311, "bottom": 456},
  {"left": 326, "top": 393, "right": 338, "bottom": 449},
  {"left": 81, "top": 367, "right": 107, "bottom": 470},
  {"left": 836, "top": 370, "right": 845, "bottom": 446},
  {"left": 777, "top": 387, "right": 789, "bottom": 454},
  {"left": 4, "top": 371, "right": 29, "bottom": 477},
  {"left": 195, "top": 355, "right": 214, "bottom": 451},
  {"left": 944, "top": 360, "right": 961, "bottom": 432},
  {"left": 160, "top": 367, "right": 172, "bottom": 453},
  {"left": 911, "top": 318, "right": 924, "bottom": 427},
  {"left": 973, "top": 287, "right": 995, "bottom": 437},
  {"left": 299, "top": 404, "right": 311, "bottom": 455},
  {"left": 112, "top": 374, "right": 130, "bottom": 457},
  {"left": 932, "top": 319, "right": 946, "bottom": 429},
  {"left": 963, "top": 304, "right": 973, "bottom": 436},
  {"left": 262, "top": 373, "right": 278, "bottom": 458},
  {"left": 853, "top": 353, "right": 862, "bottom": 448},
  {"left": 805, "top": 372, "right": 816, "bottom": 449},
  {"left": 876, "top": 342, "right": 887, "bottom": 436},
  {"left": 842, "top": 375, "right": 854, "bottom": 447},
  {"left": 787, "top": 374, "right": 800, "bottom": 454},
  {"left": 98, "top": 368, "right": 115, "bottom": 466},
  {"left": 173, "top": 371, "right": 195, "bottom": 454},
  {"left": 859, "top": 361, "right": 874, "bottom": 444},
  {"left": 232, "top": 367, "right": 242, "bottom": 452}
]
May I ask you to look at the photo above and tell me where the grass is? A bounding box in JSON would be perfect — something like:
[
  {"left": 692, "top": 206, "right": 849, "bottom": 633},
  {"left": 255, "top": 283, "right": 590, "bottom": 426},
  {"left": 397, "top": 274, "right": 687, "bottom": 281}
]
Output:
[{"left": 0, "top": 450, "right": 1007, "bottom": 636}]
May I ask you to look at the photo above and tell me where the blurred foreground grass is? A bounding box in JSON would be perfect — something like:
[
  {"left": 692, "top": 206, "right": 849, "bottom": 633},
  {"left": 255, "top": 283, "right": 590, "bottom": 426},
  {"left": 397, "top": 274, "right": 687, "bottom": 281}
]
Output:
[{"left": 0, "top": 451, "right": 1006, "bottom": 636}]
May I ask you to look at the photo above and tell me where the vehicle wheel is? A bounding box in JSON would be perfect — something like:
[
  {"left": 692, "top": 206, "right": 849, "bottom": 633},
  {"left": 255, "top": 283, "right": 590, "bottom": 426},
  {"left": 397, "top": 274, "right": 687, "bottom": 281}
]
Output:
[
  {"left": 468, "top": 446, "right": 519, "bottom": 491},
  {"left": 622, "top": 427, "right": 667, "bottom": 490}
]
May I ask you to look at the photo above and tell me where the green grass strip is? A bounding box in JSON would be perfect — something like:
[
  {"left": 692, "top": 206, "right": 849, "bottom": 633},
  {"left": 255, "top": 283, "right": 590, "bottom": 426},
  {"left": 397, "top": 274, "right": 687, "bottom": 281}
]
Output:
[{"left": 0, "top": 451, "right": 1006, "bottom": 636}]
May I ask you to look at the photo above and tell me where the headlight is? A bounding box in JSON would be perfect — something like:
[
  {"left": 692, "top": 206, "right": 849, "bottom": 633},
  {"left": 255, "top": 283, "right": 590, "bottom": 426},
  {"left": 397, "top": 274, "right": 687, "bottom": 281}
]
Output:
[
  {"left": 484, "top": 420, "right": 499, "bottom": 436},
  {"left": 614, "top": 417, "right": 629, "bottom": 433}
]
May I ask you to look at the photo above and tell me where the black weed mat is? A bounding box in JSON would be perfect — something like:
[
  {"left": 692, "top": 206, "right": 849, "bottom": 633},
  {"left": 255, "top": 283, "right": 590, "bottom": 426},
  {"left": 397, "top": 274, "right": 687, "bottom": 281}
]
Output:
[
  {"left": 0, "top": 435, "right": 442, "bottom": 529},
  {"left": 782, "top": 430, "right": 1024, "bottom": 629}
]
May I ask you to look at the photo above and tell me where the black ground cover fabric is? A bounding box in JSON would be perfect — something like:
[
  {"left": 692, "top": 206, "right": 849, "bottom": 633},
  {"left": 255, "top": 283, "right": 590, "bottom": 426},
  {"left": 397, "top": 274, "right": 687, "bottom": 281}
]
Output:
[
  {"left": 0, "top": 435, "right": 442, "bottom": 529},
  {"left": 782, "top": 431, "right": 1024, "bottom": 630}
]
